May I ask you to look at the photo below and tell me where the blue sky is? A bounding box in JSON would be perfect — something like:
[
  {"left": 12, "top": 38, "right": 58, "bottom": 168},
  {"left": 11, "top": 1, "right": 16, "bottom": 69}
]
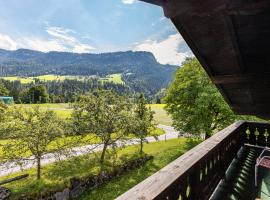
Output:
[{"left": 0, "top": 0, "right": 192, "bottom": 65}]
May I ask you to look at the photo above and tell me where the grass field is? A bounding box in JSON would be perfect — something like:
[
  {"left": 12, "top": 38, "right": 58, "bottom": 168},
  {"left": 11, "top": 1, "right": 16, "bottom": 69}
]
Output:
[
  {"left": 1, "top": 75, "right": 82, "bottom": 83},
  {"left": 100, "top": 73, "right": 125, "bottom": 84},
  {"left": 0, "top": 73, "right": 125, "bottom": 85},
  {"left": 148, "top": 104, "right": 173, "bottom": 126},
  {"left": 1, "top": 76, "right": 34, "bottom": 84},
  {"left": 15, "top": 103, "right": 172, "bottom": 125},
  {"left": 0, "top": 138, "right": 201, "bottom": 199}
]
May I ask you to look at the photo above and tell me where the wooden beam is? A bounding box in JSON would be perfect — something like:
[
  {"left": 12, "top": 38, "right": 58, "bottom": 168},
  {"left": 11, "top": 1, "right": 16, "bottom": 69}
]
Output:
[
  {"left": 139, "top": 0, "right": 164, "bottom": 6},
  {"left": 231, "top": 103, "right": 270, "bottom": 118},
  {"left": 223, "top": 13, "right": 245, "bottom": 73},
  {"left": 171, "top": 18, "right": 214, "bottom": 75},
  {"left": 210, "top": 73, "right": 270, "bottom": 84}
]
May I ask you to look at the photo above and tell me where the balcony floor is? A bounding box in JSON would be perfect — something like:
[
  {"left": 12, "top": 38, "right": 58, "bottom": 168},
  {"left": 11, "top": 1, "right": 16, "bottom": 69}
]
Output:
[{"left": 210, "top": 146, "right": 270, "bottom": 200}]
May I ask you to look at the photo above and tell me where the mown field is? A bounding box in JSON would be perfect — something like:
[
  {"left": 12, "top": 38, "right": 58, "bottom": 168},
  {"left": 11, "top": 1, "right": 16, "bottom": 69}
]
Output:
[
  {"left": 15, "top": 103, "right": 172, "bottom": 126},
  {"left": 0, "top": 73, "right": 125, "bottom": 85},
  {"left": 0, "top": 138, "right": 201, "bottom": 199}
]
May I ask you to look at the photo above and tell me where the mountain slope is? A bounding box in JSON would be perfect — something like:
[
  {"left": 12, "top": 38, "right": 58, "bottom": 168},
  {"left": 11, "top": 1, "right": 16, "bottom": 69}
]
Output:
[{"left": 0, "top": 49, "right": 178, "bottom": 96}]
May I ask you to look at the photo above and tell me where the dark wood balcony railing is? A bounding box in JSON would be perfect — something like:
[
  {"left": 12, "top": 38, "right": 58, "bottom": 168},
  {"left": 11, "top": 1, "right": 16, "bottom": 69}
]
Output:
[{"left": 116, "top": 121, "right": 270, "bottom": 200}]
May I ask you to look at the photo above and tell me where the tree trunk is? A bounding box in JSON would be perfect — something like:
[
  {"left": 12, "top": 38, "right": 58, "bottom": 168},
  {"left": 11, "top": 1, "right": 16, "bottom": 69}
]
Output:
[
  {"left": 37, "top": 156, "right": 41, "bottom": 180},
  {"left": 140, "top": 139, "right": 143, "bottom": 156},
  {"left": 100, "top": 143, "right": 108, "bottom": 164}
]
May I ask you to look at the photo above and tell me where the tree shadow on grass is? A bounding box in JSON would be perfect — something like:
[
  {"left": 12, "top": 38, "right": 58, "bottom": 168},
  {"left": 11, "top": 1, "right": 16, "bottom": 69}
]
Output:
[
  {"left": 183, "top": 138, "right": 202, "bottom": 151},
  {"left": 44, "top": 154, "right": 101, "bottom": 182},
  {"left": 78, "top": 158, "right": 160, "bottom": 200}
]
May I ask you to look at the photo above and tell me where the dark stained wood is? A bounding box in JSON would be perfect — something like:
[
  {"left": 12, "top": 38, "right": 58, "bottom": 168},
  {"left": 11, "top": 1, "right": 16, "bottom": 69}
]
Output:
[
  {"left": 223, "top": 14, "right": 245, "bottom": 73},
  {"left": 116, "top": 121, "right": 245, "bottom": 200},
  {"left": 140, "top": 0, "right": 164, "bottom": 6},
  {"left": 140, "top": 0, "right": 270, "bottom": 119},
  {"left": 211, "top": 73, "right": 270, "bottom": 84},
  {"left": 117, "top": 121, "right": 270, "bottom": 200}
]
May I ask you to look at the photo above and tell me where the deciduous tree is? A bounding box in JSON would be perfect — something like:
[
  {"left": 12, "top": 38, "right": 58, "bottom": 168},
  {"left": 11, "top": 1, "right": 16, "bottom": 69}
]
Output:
[
  {"left": 71, "top": 90, "right": 132, "bottom": 163},
  {"left": 131, "top": 94, "right": 155, "bottom": 155},
  {"left": 19, "top": 85, "right": 49, "bottom": 103},
  {"left": 1, "top": 107, "right": 64, "bottom": 179},
  {"left": 165, "top": 58, "right": 235, "bottom": 138},
  {"left": 0, "top": 82, "right": 9, "bottom": 96}
]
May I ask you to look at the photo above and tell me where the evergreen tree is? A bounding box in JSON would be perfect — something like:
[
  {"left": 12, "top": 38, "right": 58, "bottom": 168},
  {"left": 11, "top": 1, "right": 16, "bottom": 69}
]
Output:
[{"left": 20, "top": 85, "right": 49, "bottom": 103}]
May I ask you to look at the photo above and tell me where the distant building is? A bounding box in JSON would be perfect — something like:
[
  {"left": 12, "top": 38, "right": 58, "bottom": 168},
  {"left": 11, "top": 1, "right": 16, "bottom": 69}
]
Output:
[{"left": 0, "top": 96, "right": 14, "bottom": 104}]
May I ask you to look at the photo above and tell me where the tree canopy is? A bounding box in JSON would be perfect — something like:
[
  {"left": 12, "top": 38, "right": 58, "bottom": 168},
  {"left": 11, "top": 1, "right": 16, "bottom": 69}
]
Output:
[
  {"left": 165, "top": 58, "right": 235, "bottom": 138},
  {"left": 1, "top": 107, "right": 64, "bottom": 179},
  {"left": 71, "top": 90, "right": 132, "bottom": 163},
  {"left": 130, "top": 94, "right": 155, "bottom": 155},
  {"left": 19, "top": 85, "right": 49, "bottom": 103},
  {"left": 0, "top": 82, "right": 9, "bottom": 96}
]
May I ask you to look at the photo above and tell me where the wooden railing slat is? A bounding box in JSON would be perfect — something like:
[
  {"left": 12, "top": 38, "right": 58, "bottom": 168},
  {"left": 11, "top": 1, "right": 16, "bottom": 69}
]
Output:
[{"left": 116, "top": 121, "right": 245, "bottom": 200}]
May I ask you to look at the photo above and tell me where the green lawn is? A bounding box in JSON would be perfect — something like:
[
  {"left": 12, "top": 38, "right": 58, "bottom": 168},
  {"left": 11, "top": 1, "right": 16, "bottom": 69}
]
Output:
[
  {"left": 100, "top": 73, "right": 125, "bottom": 85},
  {"left": 15, "top": 103, "right": 72, "bottom": 119},
  {"left": 148, "top": 104, "right": 172, "bottom": 126},
  {"left": 0, "top": 138, "right": 201, "bottom": 199},
  {"left": 14, "top": 103, "right": 172, "bottom": 125}
]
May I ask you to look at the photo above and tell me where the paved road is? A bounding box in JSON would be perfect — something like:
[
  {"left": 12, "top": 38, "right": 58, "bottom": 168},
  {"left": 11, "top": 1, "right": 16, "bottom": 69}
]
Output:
[{"left": 0, "top": 124, "right": 180, "bottom": 177}]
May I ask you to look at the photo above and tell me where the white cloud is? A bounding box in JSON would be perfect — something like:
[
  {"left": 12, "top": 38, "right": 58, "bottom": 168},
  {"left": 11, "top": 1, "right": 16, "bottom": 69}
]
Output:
[
  {"left": 46, "top": 26, "right": 95, "bottom": 53},
  {"left": 134, "top": 34, "right": 191, "bottom": 65},
  {"left": 0, "top": 26, "right": 95, "bottom": 53},
  {"left": 46, "top": 27, "right": 77, "bottom": 45},
  {"left": 122, "top": 0, "right": 136, "bottom": 4},
  {"left": 159, "top": 17, "right": 166, "bottom": 22},
  {"left": 0, "top": 34, "right": 17, "bottom": 50},
  {"left": 18, "top": 38, "right": 68, "bottom": 52},
  {"left": 73, "top": 44, "right": 95, "bottom": 53}
]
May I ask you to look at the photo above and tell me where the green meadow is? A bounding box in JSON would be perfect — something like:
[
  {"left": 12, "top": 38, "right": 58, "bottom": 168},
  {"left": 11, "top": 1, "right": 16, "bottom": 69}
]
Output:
[
  {"left": 15, "top": 103, "right": 172, "bottom": 125},
  {"left": 0, "top": 73, "right": 125, "bottom": 85}
]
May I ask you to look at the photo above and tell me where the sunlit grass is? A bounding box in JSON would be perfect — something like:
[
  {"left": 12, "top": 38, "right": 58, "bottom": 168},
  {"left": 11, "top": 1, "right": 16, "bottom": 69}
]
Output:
[
  {"left": 14, "top": 103, "right": 172, "bottom": 125},
  {"left": 100, "top": 73, "right": 125, "bottom": 84},
  {"left": 148, "top": 104, "right": 172, "bottom": 126},
  {"left": 1, "top": 76, "right": 34, "bottom": 84},
  {"left": 1, "top": 74, "right": 125, "bottom": 85},
  {"left": 0, "top": 138, "right": 201, "bottom": 199},
  {"left": 0, "top": 74, "right": 88, "bottom": 83},
  {"left": 0, "top": 127, "right": 165, "bottom": 157}
]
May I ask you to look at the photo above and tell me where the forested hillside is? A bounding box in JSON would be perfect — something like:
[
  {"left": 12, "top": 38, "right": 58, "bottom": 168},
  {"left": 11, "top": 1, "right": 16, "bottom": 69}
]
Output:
[{"left": 0, "top": 49, "right": 178, "bottom": 97}]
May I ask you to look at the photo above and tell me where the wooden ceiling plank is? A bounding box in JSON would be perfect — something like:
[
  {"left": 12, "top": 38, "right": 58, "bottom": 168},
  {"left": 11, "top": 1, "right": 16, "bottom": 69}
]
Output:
[
  {"left": 210, "top": 73, "right": 270, "bottom": 84},
  {"left": 223, "top": 13, "right": 245, "bottom": 73}
]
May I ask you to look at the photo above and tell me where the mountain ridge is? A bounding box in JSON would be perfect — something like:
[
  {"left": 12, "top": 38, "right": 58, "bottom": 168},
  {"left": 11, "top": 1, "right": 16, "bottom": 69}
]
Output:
[{"left": 0, "top": 48, "right": 178, "bottom": 97}]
